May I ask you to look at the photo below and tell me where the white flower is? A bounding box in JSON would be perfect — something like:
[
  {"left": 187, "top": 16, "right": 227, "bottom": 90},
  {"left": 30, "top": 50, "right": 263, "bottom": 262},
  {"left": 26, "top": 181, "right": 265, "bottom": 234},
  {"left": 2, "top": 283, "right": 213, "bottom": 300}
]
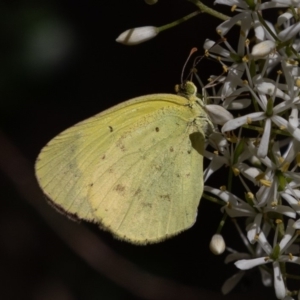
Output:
[
  {"left": 271, "top": 0, "right": 300, "bottom": 8},
  {"left": 203, "top": 39, "right": 245, "bottom": 100},
  {"left": 294, "top": 219, "right": 300, "bottom": 229},
  {"left": 205, "top": 104, "right": 233, "bottom": 125},
  {"left": 235, "top": 220, "right": 300, "bottom": 299},
  {"left": 214, "top": 0, "right": 279, "bottom": 40},
  {"left": 204, "top": 186, "right": 259, "bottom": 218},
  {"left": 221, "top": 221, "right": 272, "bottom": 294},
  {"left": 247, "top": 213, "right": 263, "bottom": 244},
  {"left": 116, "top": 26, "right": 159, "bottom": 45},
  {"left": 203, "top": 132, "right": 253, "bottom": 182},
  {"left": 237, "top": 142, "right": 300, "bottom": 213},
  {"left": 222, "top": 81, "right": 300, "bottom": 158},
  {"left": 203, "top": 132, "right": 229, "bottom": 181},
  {"left": 281, "top": 188, "right": 300, "bottom": 217}
]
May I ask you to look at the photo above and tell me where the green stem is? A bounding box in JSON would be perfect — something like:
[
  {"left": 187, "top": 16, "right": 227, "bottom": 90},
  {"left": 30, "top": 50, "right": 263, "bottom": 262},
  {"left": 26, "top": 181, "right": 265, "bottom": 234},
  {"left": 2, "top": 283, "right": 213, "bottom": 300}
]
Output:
[
  {"left": 257, "top": 13, "right": 278, "bottom": 42},
  {"left": 227, "top": 164, "right": 233, "bottom": 192},
  {"left": 285, "top": 273, "right": 300, "bottom": 280},
  {"left": 242, "top": 123, "right": 293, "bottom": 137},
  {"left": 202, "top": 193, "right": 224, "bottom": 205},
  {"left": 187, "top": 0, "right": 230, "bottom": 22},
  {"left": 158, "top": 11, "right": 201, "bottom": 32},
  {"left": 217, "top": 212, "right": 227, "bottom": 234}
]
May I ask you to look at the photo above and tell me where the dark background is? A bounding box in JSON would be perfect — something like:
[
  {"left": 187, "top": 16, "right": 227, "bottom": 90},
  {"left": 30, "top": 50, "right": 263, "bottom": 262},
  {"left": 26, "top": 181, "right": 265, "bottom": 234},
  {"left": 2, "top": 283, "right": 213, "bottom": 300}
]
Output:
[{"left": 0, "top": 0, "right": 274, "bottom": 299}]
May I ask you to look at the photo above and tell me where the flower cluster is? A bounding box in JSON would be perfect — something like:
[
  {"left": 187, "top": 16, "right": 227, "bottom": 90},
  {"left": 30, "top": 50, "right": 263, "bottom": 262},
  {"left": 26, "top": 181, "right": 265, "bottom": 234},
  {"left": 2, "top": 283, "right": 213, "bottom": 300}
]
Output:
[
  {"left": 117, "top": 0, "right": 300, "bottom": 299},
  {"left": 203, "top": 1, "right": 300, "bottom": 299}
]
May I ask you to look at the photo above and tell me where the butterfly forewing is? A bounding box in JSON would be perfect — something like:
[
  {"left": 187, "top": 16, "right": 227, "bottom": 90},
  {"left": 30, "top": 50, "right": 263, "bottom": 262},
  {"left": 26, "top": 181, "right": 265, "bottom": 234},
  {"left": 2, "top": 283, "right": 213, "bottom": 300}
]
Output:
[{"left": 35, "top": 93, "right": 208, "bottom": 244}]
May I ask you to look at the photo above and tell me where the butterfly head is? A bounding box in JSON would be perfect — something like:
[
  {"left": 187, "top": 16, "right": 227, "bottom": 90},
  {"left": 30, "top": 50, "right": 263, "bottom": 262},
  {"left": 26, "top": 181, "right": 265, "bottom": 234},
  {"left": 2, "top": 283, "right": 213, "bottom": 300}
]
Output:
[{"left": 175, "top": 81, "right": 197, "bottom": 98}]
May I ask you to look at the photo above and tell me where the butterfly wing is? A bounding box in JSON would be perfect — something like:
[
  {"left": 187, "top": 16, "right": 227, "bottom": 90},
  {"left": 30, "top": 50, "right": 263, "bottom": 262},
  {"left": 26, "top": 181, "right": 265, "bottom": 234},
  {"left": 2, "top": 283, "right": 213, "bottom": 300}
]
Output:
[{"left": 35, "top": 94, "right": 207, "bottom": 244}]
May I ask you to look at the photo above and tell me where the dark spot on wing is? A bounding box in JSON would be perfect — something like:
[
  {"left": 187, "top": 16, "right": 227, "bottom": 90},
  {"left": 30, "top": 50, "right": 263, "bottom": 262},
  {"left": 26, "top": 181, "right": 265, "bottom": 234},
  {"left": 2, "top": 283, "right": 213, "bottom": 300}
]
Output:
[
  {"left": 102, "top": 154, "right": 106, "bottom": 159},
  {"left": 159, "top": 194, "right": 171, "bottom": 201},
  {"left": 140, "top": 153, "right": 147, "bottom": 160},
  {"left": 186, "top": 173, "right": 190, "bottom": 177},
  {"left": 116, "top": 140, "right": 126, "bottom": 152},
  {"left": 170, "top": 146, "right": 174, "bottom": 152},
  {"left": 187, "top": 150, "right": 191, "bottom": 154},
  {"left": 68, "top": 163, "right": 75, "bottom": 169},
  {"left": 89, "top": 183, "right": 94, "bottom": 187},
  {"left": 109, "top": 126, "right": 113, "bottom": 132},
  {"left": 155, "top": 127, "right": 159, "bottom": 132},
  {"left": 114, "top": 184, "right": 125, "bottom": 192},
  {"left": 134, "top": 188, "right": 141, "bottom": 196}
]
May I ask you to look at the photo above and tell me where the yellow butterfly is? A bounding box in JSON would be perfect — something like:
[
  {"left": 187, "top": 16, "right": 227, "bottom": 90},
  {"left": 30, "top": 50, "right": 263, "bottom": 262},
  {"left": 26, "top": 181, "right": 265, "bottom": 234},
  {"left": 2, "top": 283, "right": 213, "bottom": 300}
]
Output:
[{"left": 35, "top": 81, "right": 212, "bottom": 244}]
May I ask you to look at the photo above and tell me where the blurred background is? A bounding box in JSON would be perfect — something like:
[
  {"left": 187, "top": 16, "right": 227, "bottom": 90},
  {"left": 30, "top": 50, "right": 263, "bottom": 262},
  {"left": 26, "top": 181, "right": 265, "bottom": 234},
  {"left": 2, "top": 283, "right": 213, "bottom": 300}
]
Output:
[{"left": 0, "top": 0, "right": 274, "bottom": 299}]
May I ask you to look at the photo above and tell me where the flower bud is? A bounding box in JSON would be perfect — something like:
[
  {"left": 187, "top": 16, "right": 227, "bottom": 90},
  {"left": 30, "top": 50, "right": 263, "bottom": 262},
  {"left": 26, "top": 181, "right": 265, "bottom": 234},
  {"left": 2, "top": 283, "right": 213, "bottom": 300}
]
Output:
[
  {"left": 251, "top": 40, "right": 276, "bottom": 58},
  {"left": 116, "top": 26, "right": 159, "bottom": 45},
  {"left": 209, "top": 234, "right": 226, "bottom": 255}
]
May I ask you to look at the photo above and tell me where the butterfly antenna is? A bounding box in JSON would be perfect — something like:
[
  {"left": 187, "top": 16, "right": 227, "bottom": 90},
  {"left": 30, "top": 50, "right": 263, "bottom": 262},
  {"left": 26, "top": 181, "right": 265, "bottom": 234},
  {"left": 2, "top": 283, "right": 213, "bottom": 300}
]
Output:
[{"left": 181, "top": 47, "right": 198, "bottom": 86}]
